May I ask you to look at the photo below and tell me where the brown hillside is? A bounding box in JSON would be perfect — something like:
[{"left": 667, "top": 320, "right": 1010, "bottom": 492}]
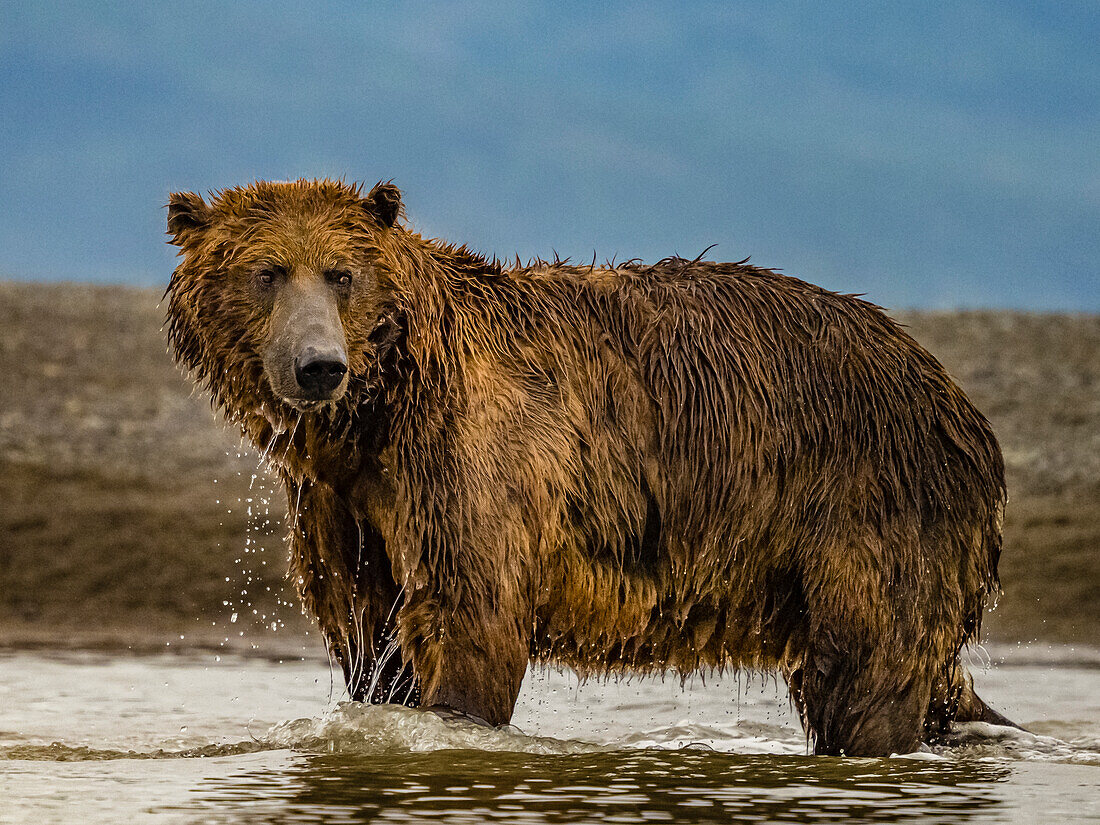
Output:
[{"left": 0, "top": 281, "right": 1096, "bottom": 649}]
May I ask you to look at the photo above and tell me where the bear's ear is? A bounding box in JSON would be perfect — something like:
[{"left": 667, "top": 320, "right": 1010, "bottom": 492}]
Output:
[
  {"left": 362, "top": 182, "right": 403, "bottom": 229},
  {"left": 167, "top": 191, "right": 210, "bottom": 246}
]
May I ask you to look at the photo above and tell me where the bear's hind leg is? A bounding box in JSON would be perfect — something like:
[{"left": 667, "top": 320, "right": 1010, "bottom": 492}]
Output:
[{"left": 787, "top": 641, "right": 934, "bottom": 756}]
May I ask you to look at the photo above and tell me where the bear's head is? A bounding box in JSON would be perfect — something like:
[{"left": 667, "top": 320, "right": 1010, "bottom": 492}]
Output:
[{"left": 165, "top": 179, "right": 404, "bottom": 426}]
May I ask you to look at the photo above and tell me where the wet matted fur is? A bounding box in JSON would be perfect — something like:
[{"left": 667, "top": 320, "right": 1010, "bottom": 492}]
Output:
[{"left": 165, "top": 178, "right": 1007, "bottom": 755}]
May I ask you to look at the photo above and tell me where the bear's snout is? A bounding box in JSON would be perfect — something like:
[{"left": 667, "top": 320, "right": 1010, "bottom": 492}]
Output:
[
  {"left": 294, "top": 347, "right": 348, "bottom": 398},
  {"left": 260, "top": 274, "right": 350, "bottom": 408}
]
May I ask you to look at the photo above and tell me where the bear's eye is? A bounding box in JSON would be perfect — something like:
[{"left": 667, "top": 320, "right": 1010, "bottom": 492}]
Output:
[
  {"left": 256, "top": 266, "right": 285, "bottom": 286},
  {"left": 326, "top": 269, "right": 353, "bottom": 287}
]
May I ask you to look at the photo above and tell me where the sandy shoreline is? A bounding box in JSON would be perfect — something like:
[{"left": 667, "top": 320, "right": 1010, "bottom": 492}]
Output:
[{"left": 1, "top": 280, "right": 1097, "bottom": 649}]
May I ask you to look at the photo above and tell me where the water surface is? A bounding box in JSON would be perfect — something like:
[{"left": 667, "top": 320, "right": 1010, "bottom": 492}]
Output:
[{"left": 1, "top": 647, "right": 1097, "bottom": 823}]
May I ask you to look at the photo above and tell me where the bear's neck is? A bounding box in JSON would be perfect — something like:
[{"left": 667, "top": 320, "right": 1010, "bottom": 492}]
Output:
[{"left": 415, "top": 232, "right": 501, "bottom": 280}]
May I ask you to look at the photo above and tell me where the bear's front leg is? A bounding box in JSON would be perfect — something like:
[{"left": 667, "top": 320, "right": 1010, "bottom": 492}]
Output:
[
  {"left": 385, "top": 424, "right": 538, "bottom": 725},
  {"left": 398, "top": 592, "right": 532, "bottom": 727},
  {"left": 285, "top": 476, "right": 418, "bottom": 705}
]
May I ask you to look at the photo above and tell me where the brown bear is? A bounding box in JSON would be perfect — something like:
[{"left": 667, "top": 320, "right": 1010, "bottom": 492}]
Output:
[{"left": 166, "top": 178, "right": 1013, "bottom": 756}]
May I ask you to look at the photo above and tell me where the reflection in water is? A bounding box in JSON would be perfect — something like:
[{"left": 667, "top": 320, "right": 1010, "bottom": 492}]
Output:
[{"left": 183, "top": 750, "right": 1013, "bottom": 824}]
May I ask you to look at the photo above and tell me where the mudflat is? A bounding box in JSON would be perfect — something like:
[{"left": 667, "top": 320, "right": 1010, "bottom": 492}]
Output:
[{"left": 1, "top": 280, "right": 1096, "bottom": 651}]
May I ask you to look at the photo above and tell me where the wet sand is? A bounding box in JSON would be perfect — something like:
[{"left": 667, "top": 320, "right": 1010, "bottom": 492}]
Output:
[{"left": 0, "top": 280, "right": 1097, "bottom": 653}]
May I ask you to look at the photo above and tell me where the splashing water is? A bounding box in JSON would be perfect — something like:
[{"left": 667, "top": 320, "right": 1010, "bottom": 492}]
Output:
[
  {"left": 265, "top": 702, "right": 598, "bottom": 756},
  {"left": 213, "top": 447, "right": 302, "bottom": 655}
]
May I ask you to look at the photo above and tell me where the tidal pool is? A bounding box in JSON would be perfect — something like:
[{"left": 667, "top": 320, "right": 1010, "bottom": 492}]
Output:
[{"left": 1, "top": 645, "right": 1097, "bottom": 823}]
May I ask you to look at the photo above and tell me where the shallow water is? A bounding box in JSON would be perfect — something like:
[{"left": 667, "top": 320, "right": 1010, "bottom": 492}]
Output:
[{"left": 1, "top": 646, "right": 1098, "bottom": 823}]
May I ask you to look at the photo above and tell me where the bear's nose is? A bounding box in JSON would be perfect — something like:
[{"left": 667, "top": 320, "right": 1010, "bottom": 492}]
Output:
[{"left": 294, "top": 348, "right": 348, "bottom": 397}]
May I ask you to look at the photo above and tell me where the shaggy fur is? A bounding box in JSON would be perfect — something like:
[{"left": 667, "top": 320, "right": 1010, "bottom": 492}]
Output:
[{"left": 166, "top": 178, "right": 1008, "bottom": 755}]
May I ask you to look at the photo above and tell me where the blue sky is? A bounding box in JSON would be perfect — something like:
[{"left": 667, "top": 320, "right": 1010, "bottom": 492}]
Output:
[{"left": 1, "top": 1, "right": 1097, "bottom": 309}]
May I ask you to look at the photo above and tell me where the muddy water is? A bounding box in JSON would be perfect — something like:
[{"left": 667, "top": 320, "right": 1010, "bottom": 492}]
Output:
[{"left": 1, "top": 646, "right": 1098, "bottom": 823}]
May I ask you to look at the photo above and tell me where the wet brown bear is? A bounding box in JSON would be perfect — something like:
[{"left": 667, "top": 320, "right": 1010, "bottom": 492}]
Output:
[{"left": 166, "top": 178, "right": 1012, "bottom": 756}]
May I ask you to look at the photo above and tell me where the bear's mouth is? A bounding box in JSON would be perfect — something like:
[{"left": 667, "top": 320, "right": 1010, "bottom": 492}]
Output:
[{"left": 287, "top": 398, "right": 332, "bottom": 412}]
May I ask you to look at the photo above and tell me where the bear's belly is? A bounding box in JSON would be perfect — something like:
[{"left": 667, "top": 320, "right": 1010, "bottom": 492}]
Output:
[{"left": 530, "top": 552, "right": 783, "bottom": 675}]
